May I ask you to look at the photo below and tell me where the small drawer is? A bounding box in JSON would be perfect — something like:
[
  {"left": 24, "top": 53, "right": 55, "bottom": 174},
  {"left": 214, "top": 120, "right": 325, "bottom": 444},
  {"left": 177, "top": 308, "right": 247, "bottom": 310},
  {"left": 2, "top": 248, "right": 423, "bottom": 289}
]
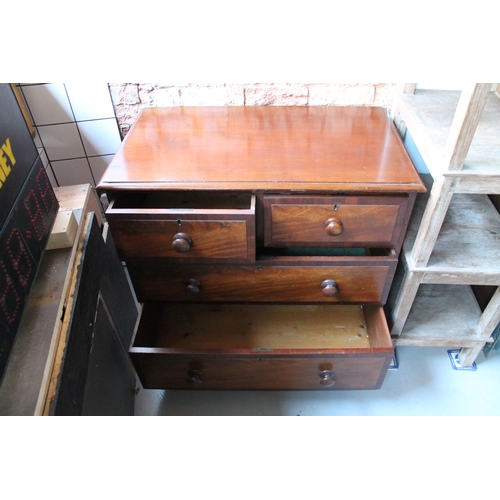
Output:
[
  {"left": 263, "top": 194, "right": 411, "bottom": 249},
  {"left": 126, "top": 250, "right": 398, "bottom": 305},
  {"left": 130, "top": 303, "right": 394, "bottom": 390},
  {"left": 105, "top": 191, "right": 255, "bottom": 261}
]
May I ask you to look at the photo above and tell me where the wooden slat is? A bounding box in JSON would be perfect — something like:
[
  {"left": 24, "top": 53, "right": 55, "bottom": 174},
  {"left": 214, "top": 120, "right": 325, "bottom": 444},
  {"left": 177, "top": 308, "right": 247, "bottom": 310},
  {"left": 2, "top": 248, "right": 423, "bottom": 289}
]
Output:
[
  {"left": 43, "top": 213, "right": 104, "bottom": 416},
  {"left": 444, "top": 83, "right": 492, "bottom": 172},
  {"left": 10, "top": 84, "right": 35, "bottom": 137},
  {"left": 389, "top": 269, "right": 422, "bottom": 336},
  {"left": 457, "top": 344, "right": 488, "bottom": 365},
  {"left": 453, "top": 175, "right": 500, "bottom": 194},
  {"left": 393, "top": 337, "right": 490, "bottom": 348},
  {"left": 476, "top": 286, "right": 500, "bottom": 338},
  {"left": 409, "top": 176, "right": 457, "bottom": 267}
]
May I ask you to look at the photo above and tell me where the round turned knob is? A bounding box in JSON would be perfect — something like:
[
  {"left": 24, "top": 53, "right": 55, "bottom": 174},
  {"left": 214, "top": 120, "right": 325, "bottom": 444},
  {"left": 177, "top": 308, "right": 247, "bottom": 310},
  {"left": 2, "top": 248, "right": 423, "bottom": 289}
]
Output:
[
  {"left": 319, "top": 370, "right": 335, "bottom": 387},
  {"left": 187, "top": 369, "right": 204, "bottom": 385},
  {"left": 321, "top": 279, "right": 339, "bottom": 297},
  {"left": 185, "top": 279, "right": 202, "bottom": 295},
  {"left": 172, "top": 232, "right": 193, "bottom": 253},
  {"left": 325, "top": 217, "right": 343, "bottom": 236}
]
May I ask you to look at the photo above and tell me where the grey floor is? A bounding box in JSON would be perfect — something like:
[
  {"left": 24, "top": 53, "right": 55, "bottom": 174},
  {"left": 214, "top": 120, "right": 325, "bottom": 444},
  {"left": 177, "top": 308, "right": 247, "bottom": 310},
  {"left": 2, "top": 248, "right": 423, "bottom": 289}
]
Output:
[{"left": 134, "top": 346, "right": 500, "bottom": 416}]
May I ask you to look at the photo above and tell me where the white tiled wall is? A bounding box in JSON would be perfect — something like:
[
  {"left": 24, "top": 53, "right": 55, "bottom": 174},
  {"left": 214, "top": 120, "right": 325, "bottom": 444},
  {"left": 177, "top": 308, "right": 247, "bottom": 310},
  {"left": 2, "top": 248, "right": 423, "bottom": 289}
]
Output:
[{"left": 18, "top": 83, "right": 122, "bottom": 188}]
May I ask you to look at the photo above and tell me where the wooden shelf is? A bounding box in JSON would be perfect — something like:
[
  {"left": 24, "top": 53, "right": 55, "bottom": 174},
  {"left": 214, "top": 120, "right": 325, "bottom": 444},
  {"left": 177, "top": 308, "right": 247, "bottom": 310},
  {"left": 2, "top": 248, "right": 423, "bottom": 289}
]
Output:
[
  {"left": 392, "top": 284, "right": 487, "bottom": 347},
  {"left": 402, "top": 179, "right": 500, "bottom": 284},
  {"left": 398, "top": 89, "right": 500, "bottom": 191},
  {"left": 390, "top": 84, "right": 500, "bottom": 365}
]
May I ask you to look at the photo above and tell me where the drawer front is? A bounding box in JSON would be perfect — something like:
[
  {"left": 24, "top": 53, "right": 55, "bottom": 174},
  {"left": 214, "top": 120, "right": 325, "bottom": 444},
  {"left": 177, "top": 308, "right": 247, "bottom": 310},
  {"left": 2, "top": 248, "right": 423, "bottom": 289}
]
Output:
[
  {"left": 106, "top": 192, "right": 255, "bottom": 261},
  {"left": 127, "top": 257, "right": 397, "bottom": 304},
  {"left": 107, "top": 218, "right": 254, "bottom": 261},
  {"left": 264, "top": 194, "right": 410, "bottom": 247},
  {"left": 130, "top": 353, "right": 392, "bottom": 390}
]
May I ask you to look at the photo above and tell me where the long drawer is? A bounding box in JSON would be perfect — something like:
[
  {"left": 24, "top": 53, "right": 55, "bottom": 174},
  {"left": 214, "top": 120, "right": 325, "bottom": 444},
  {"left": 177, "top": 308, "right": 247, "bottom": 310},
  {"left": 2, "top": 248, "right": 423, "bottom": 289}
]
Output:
[
  {"left": 127, "top": 251, "right": 397, "bottom": 304},
  {"left": 106, "top": 191, "right": 256, "bottom": 262},
  {"left": 130, "top": 303, "right": 394, "bottom": 390}
]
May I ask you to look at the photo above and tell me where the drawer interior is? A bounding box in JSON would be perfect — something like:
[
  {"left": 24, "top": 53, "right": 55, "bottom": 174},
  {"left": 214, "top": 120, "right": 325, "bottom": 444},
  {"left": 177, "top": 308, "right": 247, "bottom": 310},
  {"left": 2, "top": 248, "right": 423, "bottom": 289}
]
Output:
[
  {"left": 131, "top": 303, "right": 392, "bottom": 352},
  {"left": 260, "top": 247, "right": 367, "bottom": 257},
  {"left": 258, "top": 247, "right": 395, "bottom": 258},
  {"left": 110, "top": 191, "right": 253, "bottom": 210}
]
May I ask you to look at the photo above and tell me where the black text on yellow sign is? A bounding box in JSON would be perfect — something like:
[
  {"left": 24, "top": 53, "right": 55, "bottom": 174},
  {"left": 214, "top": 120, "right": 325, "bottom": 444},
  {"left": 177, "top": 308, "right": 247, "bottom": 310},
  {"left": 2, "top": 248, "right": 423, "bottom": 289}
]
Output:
[{"left": 0, "top": 138, "right": 16, "bottom": 188}]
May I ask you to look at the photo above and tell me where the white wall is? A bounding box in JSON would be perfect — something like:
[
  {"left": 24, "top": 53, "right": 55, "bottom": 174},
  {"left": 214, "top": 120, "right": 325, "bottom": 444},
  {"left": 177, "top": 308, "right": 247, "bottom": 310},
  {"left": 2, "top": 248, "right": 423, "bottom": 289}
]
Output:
[{"left": 17, "top": 84, "right": 122, "bottom": 188}]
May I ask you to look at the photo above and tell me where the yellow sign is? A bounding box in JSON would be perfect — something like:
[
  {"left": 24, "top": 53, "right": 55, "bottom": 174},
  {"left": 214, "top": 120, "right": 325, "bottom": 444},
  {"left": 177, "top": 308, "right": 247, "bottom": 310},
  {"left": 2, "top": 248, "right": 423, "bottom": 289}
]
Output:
[{"left": 0, "top": 138, "right": 16, "bottom": 188}]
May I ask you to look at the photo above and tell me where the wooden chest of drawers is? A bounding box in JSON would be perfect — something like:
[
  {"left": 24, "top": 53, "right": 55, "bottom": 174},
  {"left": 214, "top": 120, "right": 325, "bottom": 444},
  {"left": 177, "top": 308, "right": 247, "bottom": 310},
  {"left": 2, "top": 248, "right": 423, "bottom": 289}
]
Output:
[{"left": 97, "top": 106, "right": 425, "bottom": 391}]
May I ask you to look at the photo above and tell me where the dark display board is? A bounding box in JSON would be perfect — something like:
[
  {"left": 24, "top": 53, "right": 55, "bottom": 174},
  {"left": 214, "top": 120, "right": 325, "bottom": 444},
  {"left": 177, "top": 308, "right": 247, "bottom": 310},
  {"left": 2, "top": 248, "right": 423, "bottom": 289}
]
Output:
[
  {"left": 0, "top": 84, "right": 39, "bottom": 230},
  {"left": 0, "top": 84, "right": 59, "bottom": 381}
]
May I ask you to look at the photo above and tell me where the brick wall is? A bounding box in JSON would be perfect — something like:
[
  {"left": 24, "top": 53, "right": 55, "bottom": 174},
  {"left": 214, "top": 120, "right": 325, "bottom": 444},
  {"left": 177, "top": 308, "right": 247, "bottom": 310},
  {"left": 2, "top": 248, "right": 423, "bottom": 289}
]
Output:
[{"left": 109, "top": 83, "right": 396, "bottom": 137}]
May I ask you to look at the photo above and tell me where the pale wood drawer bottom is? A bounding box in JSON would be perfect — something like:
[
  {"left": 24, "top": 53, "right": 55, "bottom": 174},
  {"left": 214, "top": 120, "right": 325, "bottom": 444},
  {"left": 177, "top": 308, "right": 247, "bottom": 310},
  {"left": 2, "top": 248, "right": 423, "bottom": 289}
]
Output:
[{"left": 130, "top": 303, "right": 394, "bottom": 390}]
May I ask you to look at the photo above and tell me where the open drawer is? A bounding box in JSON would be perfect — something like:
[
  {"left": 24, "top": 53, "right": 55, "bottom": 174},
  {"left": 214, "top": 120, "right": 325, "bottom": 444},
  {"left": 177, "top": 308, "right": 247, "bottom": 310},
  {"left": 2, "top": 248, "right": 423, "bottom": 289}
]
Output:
[
  {"left": 105, "top": 191, "right": 256, "bottom": 261},
  {"left": 130, "top": 303, "right": 394, "bottom": 390}
]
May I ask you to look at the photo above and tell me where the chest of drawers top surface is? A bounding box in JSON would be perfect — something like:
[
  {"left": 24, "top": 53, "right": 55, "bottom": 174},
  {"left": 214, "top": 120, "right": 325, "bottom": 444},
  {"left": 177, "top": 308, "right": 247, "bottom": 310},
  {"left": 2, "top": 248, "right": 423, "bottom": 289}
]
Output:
[{"left": 97, "top": 106, "right": 425, "bottom": 193}]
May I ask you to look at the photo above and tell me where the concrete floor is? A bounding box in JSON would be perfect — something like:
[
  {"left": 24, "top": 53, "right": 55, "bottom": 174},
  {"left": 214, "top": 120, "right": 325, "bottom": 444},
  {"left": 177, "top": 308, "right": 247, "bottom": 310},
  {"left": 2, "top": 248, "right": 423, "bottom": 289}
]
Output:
[{"left": 134, "top": 346, "right": 500, "bottom": 416}]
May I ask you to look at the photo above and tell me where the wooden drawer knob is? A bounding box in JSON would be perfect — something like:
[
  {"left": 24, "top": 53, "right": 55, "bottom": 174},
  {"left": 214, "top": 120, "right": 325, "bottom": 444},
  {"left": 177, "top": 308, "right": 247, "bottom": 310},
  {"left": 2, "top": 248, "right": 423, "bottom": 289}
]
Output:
[
  {"left": 185, "top": 279, "right": 202, "bottom": 295},
  {"left": 321, "top": 279, "right": 339, "bottom": 297},
  {"left": 187, "top": 369, "right": 204, "bottom": 385},
  {"left": 319, "top": 369, "right": 336, "bottom": 387},
  {"left": 172, "top": 232, "right": 193, "bottom": 253},
  {"left": 325, "top": 217, "right": 343, "bottom": 236}
]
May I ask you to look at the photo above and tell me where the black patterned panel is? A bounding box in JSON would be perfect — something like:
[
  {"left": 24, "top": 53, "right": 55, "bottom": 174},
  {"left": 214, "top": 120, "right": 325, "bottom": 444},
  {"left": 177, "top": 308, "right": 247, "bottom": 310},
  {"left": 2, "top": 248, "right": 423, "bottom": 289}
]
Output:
[{"left": 0, "top": 159, "right": 58, "bottom": 381}]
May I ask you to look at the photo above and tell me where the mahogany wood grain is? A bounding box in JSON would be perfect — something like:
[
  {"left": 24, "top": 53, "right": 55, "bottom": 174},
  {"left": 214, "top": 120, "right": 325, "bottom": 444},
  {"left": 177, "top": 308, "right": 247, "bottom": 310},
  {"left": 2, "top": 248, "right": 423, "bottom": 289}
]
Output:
[
  {"left": 106, "top": 193, "right": 256, "bottom": 261},
  {"left": 130, "top": 354, "right": 392, "bottom": 390},
  {"left": 264, "top": 194, "right": 411, "bottom": 249},
  {"left": 97, "top": 106, "right": 423, "bottom": 391},
  {"left": 107, "top": 218, "right": 254, "bottom": 261},
  {"left": 126, "top": 254, "right": 397, "bottom": 304},
  {"left": 97, "top": 107, "right": 426, "bottom": 194}
]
